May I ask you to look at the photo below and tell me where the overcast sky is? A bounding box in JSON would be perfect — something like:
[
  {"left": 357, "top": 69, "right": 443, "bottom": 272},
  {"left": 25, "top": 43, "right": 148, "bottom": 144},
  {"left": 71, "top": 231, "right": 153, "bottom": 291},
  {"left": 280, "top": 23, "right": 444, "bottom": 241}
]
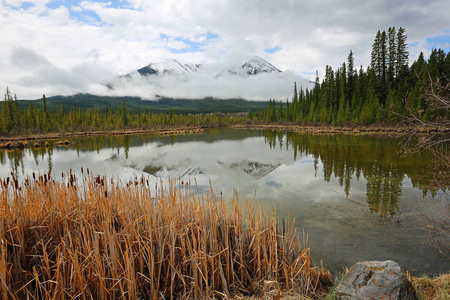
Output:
[{"left": 1, "top": 0, "right": 449, "bottom": 100}]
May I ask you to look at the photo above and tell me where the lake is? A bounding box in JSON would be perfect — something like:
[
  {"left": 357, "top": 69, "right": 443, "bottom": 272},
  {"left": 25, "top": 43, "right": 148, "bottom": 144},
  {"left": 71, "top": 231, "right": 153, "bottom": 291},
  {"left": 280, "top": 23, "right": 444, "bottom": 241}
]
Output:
[{"left": 0, "top": 128, "right": 448, "bottom": 276}]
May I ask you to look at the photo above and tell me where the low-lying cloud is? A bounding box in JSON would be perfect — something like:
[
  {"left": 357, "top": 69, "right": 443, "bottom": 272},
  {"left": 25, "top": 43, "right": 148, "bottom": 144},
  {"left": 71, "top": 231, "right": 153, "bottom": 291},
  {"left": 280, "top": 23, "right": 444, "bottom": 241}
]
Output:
[{"left": 104, "top": 70, "right": 312, "bottom": 101}]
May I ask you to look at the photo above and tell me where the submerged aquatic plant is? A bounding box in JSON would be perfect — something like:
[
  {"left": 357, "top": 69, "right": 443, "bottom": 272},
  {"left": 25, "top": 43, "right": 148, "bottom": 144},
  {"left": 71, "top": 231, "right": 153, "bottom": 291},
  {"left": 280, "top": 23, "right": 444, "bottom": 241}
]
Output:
[{"left": 0, "top": 172, "right": 331, "bottom": 299}]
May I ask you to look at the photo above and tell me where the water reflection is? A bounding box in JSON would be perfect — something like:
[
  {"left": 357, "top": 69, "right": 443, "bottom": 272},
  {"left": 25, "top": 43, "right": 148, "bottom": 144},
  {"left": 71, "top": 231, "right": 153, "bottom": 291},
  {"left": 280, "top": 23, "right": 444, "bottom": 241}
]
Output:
[
  {"left": 263, "top": 131, "right": 433, "bottom": 217},
  {"left": 0, "top": 130, "right": 435, "bottom": 220},
  {"left": 0, "top": 129, "right": 446, "bottom": 275}
]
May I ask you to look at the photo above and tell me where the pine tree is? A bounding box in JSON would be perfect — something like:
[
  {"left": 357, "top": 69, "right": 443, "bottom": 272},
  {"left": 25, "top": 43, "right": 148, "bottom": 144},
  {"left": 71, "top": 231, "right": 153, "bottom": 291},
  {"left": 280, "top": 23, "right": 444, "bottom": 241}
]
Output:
[
  {"left": 444, "top": 52, "right": 450, "bottom": 84},
  {"left": 396, "top": 27, "right": 409, "bottom": 82},
  {"left": 347, "top": 50, "right": 355, "bottom": 103},
  {"left": 379, "top": 30, "right": 387, "bottom": 105},
  {"left": 169, "top": 106, "right": 174, "bottom": 122},
  {"left": 293, "top": 82, "right": 298, "bottom": 103},
  {"left": 122, "top": 99, "right": 128, "bottom": 127},
  {"left": 42, "top": 94, "right": 51, "bottom": 131},
  {"left": 387, "top": 26, "right": 397, "bottom": 87},
  {"left": 278, "top": 100, "right": 283, "bottom": 121},
  {"left": 338, "top": 62, "right": 348, "bottom": 124},
  {"left": 292, "top": 82, "right": 299, "bottom": 121}
]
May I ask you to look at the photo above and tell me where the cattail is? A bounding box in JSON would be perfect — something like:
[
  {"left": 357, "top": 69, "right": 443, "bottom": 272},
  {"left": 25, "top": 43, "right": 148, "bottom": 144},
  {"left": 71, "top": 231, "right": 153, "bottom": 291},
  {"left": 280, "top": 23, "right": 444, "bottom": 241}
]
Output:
[{"left": 0, "top": 174, "right": 330, "bottom": 299}]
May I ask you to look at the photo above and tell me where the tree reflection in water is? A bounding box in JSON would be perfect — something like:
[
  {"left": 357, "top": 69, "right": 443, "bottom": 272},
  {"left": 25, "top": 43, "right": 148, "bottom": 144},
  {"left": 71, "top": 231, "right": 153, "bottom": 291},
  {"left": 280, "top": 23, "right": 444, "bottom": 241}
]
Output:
[{"left": 262, "top": 131, "right": 434, "bottom": 218}]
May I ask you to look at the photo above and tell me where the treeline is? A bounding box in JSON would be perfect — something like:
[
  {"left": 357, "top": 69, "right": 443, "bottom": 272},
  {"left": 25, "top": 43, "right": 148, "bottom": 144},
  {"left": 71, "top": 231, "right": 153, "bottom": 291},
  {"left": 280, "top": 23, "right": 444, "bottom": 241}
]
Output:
[
  {"left": 256, "top": 27, "right": 450, "bottom": 125},
  {"left": 0, "top": 90, "right": 246, "bottom": 135}
]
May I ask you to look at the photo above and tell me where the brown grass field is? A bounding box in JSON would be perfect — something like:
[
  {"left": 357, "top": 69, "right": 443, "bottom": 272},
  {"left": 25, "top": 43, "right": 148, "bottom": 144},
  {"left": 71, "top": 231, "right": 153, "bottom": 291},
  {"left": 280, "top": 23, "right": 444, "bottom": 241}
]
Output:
[{"left": 0, "top": 171, "right": 331, "bottom": 299}]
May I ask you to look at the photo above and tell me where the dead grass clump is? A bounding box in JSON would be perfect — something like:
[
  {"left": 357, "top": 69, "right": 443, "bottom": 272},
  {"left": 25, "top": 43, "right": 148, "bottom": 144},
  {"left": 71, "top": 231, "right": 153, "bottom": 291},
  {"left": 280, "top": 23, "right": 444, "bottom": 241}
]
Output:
[
  {"left": 0, "top": 173, "right": 331, "bottom": 299},
  {"left": 412, "top": 273, "right": 450, "bottom": 300}
]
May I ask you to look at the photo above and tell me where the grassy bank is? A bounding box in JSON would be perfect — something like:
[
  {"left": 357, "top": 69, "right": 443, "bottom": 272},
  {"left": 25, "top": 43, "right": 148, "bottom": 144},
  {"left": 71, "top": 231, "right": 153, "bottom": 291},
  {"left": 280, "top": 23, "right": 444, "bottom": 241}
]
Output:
[
  {"left": 412, "top": 273, "right": 450, "bottom": 300},
  {"left": 0, "top": 172, "right": 331, "bottom": 299},
  {"left": 1, "top": 122, "right": 445, "bottom": 150},
  {"left": 0, "top": 125, "right": 209, "bottom": 148},
  {"left": 231, "top": 123, "right": 448, "bottom": 135}
]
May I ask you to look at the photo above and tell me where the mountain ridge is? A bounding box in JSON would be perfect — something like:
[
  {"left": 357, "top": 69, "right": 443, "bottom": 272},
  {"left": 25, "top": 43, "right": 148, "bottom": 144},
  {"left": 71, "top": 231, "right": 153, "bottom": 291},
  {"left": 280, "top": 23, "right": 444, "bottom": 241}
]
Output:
[
  {"left": 136, "top": 58, "right": 205, "bottom": 76},
  {"left": 130, "top": 56, "right": 282, "bottom": 78}
]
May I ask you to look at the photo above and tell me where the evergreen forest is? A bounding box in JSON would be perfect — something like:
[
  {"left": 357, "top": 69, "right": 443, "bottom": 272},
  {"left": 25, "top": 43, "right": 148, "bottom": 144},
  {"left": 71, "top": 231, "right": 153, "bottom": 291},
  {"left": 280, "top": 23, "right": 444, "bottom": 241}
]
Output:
[
  {"left": 0, "top": 92, "right": 248, "bottom": 135},
  {"left": 256, "top": 27, "right": 450, "bottom": 125}
]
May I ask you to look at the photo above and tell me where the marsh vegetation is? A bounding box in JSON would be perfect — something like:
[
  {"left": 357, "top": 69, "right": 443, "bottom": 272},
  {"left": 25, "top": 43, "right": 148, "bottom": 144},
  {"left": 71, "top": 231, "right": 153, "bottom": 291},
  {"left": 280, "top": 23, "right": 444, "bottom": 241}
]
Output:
[{"left": 0, "top": 172, "right": 332, "bottom": 299}]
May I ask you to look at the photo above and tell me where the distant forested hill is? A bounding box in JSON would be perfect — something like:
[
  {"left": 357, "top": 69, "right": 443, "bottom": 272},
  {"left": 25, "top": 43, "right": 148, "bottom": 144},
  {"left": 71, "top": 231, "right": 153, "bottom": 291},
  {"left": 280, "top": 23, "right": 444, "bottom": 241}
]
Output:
[{"left": 16, "top": 94, "right": 269, "bottom": 114}]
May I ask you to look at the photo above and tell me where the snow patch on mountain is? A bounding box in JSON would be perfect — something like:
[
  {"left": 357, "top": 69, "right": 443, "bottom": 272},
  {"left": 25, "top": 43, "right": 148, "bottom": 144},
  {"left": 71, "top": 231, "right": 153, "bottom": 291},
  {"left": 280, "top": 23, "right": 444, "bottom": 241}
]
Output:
[
  {"left": 240, "top": 57, "right": 282, "bottom": 75},
  {"left": 136, "top": 59, "right": 205, "bottom": 77},
  {"left": 143, "top": 160, "right": 280, "bottom": 180},
  {"left": 231, "top": 160, "right": 281, "bottom": 178},
  {"left": 143, "top": 165, "right": 206, "bottom": 177},
  {"left": 132, "top": 56, "right": 280, "bottom": 78}
]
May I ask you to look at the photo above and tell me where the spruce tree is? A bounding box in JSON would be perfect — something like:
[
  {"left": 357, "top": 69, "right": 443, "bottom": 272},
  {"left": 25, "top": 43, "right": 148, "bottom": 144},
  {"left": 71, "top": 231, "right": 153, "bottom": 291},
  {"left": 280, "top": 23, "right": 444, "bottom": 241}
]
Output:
[
  {"left": 387, "top": 26, "right": 397, "bottom": 87},
  {"left": 338, "top": 62, "right": 347, "bottom": 123},
  {"left": 379, "top": 30, "right": 387, "bottom": 105},
  {"left": 371, "top": 31, "right": 382, "bottom": 79},
  {"left": 42, "top": 94, "right": 51, "bottom": 131},
  {"left": 396, "top": 27, "right": 409, "bottom": 81},
  {"left": 347, "top": 50, "right": 355, "bottom": 101},
  {"left": 122, "top": 99, "right": 128, "bottom": 127}
]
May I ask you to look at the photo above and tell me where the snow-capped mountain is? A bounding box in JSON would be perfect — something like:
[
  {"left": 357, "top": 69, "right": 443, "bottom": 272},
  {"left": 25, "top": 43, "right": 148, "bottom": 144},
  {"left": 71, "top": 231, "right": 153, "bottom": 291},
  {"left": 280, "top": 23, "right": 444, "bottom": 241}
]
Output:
[
  {"left": 143, "top": 160, "right": 280, "bottom": 180},
  {"left": 239, "top": 57, "right": 282, "bottom": 75},
  {"left": 136, "top": 58, "right": 205, "bottom": 76},
  {"left": 130, "top": 56, "right": 282, "bottom": 78},
  {"left": 107, "top": 56, "right": 310, "bottom": 100}
]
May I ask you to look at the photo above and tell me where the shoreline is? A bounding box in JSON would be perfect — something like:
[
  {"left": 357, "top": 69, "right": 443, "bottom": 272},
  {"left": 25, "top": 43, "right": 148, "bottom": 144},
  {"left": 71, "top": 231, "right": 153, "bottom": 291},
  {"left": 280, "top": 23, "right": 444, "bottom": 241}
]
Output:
[
  {"left": 0, "top": 123, "right": 446, "bottom": 149},
  {"left": 0, "top": 125, "right": 209, "bottom": 149},
  {"left": 231, "top": 123, "right": 446, "bottom": 135}
]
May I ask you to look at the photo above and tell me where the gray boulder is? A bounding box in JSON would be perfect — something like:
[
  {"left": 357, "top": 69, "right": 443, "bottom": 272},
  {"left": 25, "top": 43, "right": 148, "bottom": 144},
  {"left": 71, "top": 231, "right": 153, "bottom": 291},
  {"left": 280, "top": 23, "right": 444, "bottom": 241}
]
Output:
[{"left": 335, "top": 260, "right": 417, "bottom": 300}]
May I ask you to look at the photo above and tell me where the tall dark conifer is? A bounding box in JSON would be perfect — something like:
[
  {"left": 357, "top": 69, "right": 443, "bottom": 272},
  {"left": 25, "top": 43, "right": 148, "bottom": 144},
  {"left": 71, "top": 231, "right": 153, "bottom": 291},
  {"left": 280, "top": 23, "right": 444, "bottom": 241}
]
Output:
[
  {"left": 396, "top": 27, "right": 409, "bottom": 81},
  {"left": 387, "top": 27, "right": 397, "bottom": 87},
  {"left": 379, "top": 30, "right": 387, "bottom": 104},
  {"left": 122, "top": 99, "right": 128, "bottom": 126},
  {"left": 347, "top": 50, "right": 355, "bottom": 107}
]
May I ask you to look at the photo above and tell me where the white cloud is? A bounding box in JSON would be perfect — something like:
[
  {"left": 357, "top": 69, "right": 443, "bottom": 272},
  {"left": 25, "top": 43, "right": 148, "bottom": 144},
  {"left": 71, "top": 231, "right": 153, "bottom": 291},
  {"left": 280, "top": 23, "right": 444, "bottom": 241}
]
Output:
[
  {"left": 7, "top": 47, "right": 114, "bottom": 98},
  {"left": 0, "top": 0, "right": 449, "bottom": 99},
  {"left": 105, "top": 69, "right": 312, "bottom": 101}
]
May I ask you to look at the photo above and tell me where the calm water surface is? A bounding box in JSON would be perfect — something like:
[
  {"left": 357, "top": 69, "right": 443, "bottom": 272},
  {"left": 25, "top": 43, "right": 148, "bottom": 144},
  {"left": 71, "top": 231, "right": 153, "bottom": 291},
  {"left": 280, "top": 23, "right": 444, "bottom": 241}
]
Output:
[{"left": 0, "top": 128, "right": 448, "bottom": 276}]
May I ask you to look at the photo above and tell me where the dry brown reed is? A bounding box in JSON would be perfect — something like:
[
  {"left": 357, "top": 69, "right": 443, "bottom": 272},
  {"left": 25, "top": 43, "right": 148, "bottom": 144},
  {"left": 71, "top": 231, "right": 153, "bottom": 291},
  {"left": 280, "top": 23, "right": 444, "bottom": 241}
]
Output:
[
  {"left": 412, "top": 273, "right": 450, "bottom": 300},
  {"left": 0, "top": 172, "right": 331, "bottom": 299}
]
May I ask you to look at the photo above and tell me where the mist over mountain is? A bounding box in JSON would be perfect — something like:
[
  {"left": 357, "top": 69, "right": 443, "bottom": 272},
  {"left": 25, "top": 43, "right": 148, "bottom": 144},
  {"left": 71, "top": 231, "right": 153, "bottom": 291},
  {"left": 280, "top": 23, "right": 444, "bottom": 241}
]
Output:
[
  {"left": 239, "top": 57, "right": 282, "bottom": 75},
  {"left": 134, "top": 59, "right": 206, "bottom": 76},
  {"left": 130, "top": 56, "right": 281, "bottom": 78},
  {"left": 104, "top": 56, "right": 311, "bottom": 101}
]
